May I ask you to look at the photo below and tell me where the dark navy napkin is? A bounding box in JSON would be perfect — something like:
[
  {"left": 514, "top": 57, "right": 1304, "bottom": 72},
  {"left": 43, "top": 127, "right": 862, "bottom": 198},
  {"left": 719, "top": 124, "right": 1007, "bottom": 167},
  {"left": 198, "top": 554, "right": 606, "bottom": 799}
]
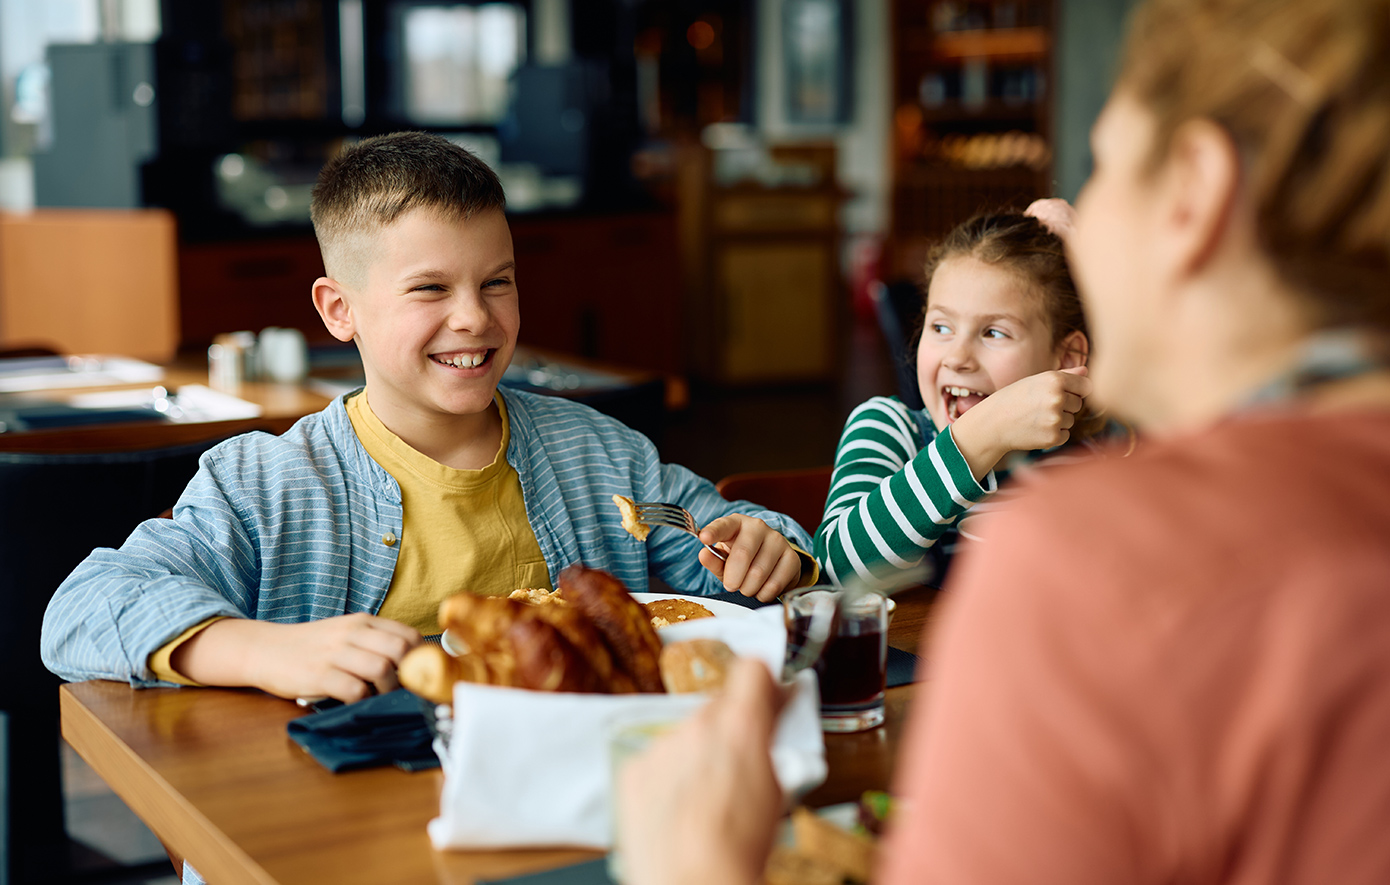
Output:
[
  {"left": 477, "top": 858, "right": 615, "bottom": 885},
  {"left": 886, "top": 645, "right": 920, "bottom": 688},
  {"left": 287, "top": 689, "right": 439, "bottom": 773}
]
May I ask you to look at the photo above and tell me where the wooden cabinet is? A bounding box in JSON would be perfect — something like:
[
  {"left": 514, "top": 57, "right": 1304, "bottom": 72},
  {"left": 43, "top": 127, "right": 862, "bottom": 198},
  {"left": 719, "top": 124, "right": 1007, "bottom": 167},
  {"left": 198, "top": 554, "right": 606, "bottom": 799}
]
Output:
[
  {"left": 0, "top": 210, "right": 180, "bottom": 362},
  {"left": 508, "top": 212, "right": 683, "bottom": 376},
  {"left": 174, "top": 212, "right": 685, "bottom": 376},
  {"left": 177, "top": 236, "right": 329, "bottom": 349},
  {"left": 679, "top": 144, "right": 844, "bottom": 385}
]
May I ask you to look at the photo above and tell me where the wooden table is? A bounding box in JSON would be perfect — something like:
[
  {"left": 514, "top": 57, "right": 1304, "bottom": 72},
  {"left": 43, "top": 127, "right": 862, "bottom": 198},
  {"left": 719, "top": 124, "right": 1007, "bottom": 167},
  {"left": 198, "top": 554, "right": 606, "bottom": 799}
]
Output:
[
  {"left": 60, "top": 589, "right": 936, "bottom": 885},
  {"left": 0, "top": 345, "right": 676, "bottom": 453},
  {"left": 0, "top": 363, "right": 330, "bottom": 453}
]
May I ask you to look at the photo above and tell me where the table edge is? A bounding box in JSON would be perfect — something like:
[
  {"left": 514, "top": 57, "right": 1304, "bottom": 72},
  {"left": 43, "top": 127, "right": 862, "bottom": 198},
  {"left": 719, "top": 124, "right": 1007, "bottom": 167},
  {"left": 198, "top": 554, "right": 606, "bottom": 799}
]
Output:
[{"left": 61, "top": 683, "right": 281, "bottom": 885}]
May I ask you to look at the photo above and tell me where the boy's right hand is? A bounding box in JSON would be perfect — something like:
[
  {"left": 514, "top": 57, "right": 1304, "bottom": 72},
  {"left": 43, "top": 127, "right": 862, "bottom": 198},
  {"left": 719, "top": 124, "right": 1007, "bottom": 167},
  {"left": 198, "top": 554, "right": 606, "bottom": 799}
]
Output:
[
  {"left": 171, "top": 613, "right": 422, "bottom": 703},
  {"left": 950, "top": 367, "right": 1092, "bottom": 479}
]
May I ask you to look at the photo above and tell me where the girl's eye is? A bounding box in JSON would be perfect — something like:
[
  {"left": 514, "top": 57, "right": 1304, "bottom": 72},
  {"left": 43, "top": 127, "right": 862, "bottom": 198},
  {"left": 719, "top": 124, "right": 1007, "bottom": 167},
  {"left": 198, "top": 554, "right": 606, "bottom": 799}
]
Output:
[
  {"left": 483, "top": 277, "right": 512, "bottom": 289},
  {"left": 414, "top": 284, "right": 445, "bottom": 292},
  {"left": 984, "top": 327, "right": 1009, "bottom": 340},
  {"left": 931, "top": 322, "right": 951, "bottom": 335}
]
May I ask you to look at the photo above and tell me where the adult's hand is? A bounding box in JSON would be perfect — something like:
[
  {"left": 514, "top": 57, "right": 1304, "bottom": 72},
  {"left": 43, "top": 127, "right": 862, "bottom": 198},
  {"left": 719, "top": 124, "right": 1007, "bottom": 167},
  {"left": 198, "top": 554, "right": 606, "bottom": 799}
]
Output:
[
  {"left": 617, "top": 658, "right": 786, "bottom": 885},
  {"left": 1025, "top": 198, "right": 1077, "bottom": 240}
]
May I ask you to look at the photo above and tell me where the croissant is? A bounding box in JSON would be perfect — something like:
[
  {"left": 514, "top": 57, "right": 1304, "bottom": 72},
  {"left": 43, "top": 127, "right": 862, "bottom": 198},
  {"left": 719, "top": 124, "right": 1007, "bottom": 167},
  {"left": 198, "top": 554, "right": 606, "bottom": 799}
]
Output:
[
  {"left": 400, "top": 569, "right": 669, "bottom": 701},
  {"left": 527, "top": 600, "right": 627, "bottom": 692},
  {"left": 397, "top": 643, "right": 493, "bottom": 703},
  {"left": 507, "top": 616, "right": 608, "bottom": 693},
  {"left": 558, "top": 565, "right": 665, "bottom": 693}
]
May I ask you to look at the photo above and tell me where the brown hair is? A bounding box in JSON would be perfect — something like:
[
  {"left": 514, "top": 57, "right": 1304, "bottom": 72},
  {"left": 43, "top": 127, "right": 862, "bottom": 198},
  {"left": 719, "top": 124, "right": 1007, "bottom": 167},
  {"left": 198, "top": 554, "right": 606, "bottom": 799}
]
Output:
[
  {"left": 310, "top": 131, "right": 506, "bottom": 282},
  {"left": 918, "top": 212, "right": 1108, "bottom": 440},
  {"left": 1118, "top": 0, "right": 1390, "bottom": 331}
]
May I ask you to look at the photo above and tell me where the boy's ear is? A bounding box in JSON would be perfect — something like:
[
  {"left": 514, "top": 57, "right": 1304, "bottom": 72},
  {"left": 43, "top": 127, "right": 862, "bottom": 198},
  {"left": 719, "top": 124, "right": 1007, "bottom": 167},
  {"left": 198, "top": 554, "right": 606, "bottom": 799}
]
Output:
[
  {"left": 312, "top": 277, "right": 356, "bottom": 343},
  {"left": 1056, "top": 330, "right": 1089, "bottom": 369}
]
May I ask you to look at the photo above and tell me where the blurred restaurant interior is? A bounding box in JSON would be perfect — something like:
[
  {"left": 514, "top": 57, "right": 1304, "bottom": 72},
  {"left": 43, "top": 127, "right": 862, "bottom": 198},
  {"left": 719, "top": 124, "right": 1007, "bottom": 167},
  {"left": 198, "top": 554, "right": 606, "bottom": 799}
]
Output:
[{"left": 0, "top": 0, "right": 1137, "bottom": 881}]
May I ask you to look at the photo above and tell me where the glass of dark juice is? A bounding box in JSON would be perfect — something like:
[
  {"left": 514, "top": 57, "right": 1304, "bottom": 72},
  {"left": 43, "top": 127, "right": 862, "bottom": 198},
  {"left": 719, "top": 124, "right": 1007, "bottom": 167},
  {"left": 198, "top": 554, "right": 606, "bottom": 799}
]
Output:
[{"left": 783, "top": 586, "right": 888, "bottom": 732}]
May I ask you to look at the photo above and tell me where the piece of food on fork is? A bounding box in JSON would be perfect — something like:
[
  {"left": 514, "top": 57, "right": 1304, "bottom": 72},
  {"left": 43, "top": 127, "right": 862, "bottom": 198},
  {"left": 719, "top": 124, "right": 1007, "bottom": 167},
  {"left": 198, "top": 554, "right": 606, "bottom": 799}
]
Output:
[
  {"left": 612, "top": 494, "right": 652, "bottom": 541},
  {"left": 610, "top": 494, "right": 728, "bottom": 561}
]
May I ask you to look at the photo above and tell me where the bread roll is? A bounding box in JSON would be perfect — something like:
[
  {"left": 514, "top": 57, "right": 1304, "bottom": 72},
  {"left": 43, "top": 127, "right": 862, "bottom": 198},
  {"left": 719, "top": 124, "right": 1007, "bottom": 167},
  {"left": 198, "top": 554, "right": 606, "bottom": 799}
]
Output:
[
  {"left": 659, "top": 639, "right": 735, "bottom": 693},
  {"left": 398, "top": 644, "right": 461, "bottom": 705}
]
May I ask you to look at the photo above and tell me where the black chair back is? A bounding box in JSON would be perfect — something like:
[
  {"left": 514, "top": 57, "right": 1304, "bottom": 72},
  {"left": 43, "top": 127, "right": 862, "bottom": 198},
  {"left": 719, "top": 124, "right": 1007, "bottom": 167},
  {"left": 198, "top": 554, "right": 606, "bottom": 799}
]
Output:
[
  {"left": 0, "top": 435, "right": 238, "bottom": 883},
  {"left": 869, "top": 279, "right": 926, "bottom": 410}
]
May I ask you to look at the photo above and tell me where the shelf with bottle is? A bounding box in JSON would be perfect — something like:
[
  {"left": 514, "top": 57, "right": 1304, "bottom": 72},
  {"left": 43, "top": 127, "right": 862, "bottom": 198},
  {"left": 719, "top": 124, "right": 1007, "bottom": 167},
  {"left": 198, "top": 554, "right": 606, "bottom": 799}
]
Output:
[
  {"left": 896, "top": 103, "right": 1050, "bottom": 170},
  {"left": 898, "top": 25, "right": 1049, "bottom": 60}
]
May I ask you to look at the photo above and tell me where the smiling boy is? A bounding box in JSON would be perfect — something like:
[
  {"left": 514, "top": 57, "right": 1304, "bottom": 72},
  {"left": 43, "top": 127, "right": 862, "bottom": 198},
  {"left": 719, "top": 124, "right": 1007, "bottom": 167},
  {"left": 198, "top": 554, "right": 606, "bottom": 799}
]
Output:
[{"left": 42, "top": 132, "right": 814, "bottom": 703}]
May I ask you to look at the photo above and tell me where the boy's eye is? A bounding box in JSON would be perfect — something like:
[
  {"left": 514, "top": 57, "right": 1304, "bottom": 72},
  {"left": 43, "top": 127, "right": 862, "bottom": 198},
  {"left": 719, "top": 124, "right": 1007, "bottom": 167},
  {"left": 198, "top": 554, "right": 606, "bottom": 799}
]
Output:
[
  {"left": 483, "top": 277, "right": 513, "bottom": 289},
  {"left": 414, "top": 284, "right": 445, "bottom": 292},
  {"left": 983, "top": 327, "right": 1009, "bottom": 340},
  {"left": 931, "top": 322, "right": 951, "bottom": 335}
]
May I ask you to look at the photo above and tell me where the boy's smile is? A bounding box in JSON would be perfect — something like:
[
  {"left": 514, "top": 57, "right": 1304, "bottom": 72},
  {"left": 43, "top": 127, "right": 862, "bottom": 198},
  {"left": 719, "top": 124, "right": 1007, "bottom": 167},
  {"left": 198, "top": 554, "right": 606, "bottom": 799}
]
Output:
[{"left": 314, "top": 206, "right": 519, "bottom": 456}]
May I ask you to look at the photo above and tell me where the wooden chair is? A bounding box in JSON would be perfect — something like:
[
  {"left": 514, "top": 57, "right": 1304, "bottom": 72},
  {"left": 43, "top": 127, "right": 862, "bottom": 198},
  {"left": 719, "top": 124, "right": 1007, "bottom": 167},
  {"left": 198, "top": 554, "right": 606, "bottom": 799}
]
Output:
[{"left": 715, "top": 466, "right": 834, "bottom": 538}]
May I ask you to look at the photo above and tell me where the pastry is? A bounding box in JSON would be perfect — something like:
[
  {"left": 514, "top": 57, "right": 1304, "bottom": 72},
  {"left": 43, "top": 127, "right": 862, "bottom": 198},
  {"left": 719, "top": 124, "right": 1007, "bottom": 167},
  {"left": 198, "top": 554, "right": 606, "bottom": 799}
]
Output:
[
  {"left": 642, "top": 597, "right": 713, "bottom": 628},
  {"left": 397, "top": 644, "right": 460, "bottom": 705},
  {"left": 507, "top": 616, "right": 606, "bottom": 693},
  {"left": 558, "top": 564, "right": 665, "bottom": 693},
  {"left": 528, "top": 596, "right": 624, "bottom": 690},
  {"left": 404, "top": 570, "right": 666, "bottom": 700},
  {"left": 658, "top": 638, "right": 734, "bottom": 693}
]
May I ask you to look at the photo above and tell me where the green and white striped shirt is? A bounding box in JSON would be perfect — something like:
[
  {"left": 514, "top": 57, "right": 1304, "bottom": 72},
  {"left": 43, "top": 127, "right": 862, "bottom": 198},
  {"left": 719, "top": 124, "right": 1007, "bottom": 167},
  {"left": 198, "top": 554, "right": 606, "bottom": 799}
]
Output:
[
  {"left": 813, "top": 396, "right": 994, "bottom": 591},
  {"left": 814, "top": 396, "right": 1128, "bottom": 590}
]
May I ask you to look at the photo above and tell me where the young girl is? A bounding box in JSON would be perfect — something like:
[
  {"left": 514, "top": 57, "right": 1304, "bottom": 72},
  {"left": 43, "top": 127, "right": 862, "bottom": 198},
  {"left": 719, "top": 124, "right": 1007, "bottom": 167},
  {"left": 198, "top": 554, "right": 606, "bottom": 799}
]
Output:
[{"left": 815, "top": 212, "right": 1122, "bottom": 590}]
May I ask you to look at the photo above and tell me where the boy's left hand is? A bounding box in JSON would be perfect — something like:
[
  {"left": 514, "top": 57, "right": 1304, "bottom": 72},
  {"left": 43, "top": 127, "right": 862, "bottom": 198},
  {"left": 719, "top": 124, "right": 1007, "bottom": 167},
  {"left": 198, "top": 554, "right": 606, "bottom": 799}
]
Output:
[{"left": 697, "top": 515, "right": 803, "bottom": 602}]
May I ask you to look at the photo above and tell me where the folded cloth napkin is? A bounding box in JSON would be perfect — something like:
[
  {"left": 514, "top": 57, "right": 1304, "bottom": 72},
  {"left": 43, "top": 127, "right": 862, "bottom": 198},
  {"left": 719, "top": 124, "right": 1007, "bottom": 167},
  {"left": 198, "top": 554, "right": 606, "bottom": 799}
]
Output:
[
  {"left": 287, "top": 689, "right": 439, "bottom": 773},
  {"left": 887, "top": 646, "right": 920, "bottom": 688}
]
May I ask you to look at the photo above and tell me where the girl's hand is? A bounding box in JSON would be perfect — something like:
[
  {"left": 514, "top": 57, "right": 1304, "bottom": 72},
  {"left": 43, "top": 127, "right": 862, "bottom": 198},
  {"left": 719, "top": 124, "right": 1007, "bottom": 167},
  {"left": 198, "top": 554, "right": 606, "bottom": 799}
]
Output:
[
  {"left": 698, "top": 514, "right": 804, "bottom": 602},
  {"left": 617, "top": 658, "right": 785, "bottom": 885},
  {"left": 951, "top": 367, "right": 1093, "bottom": 478},
  {"left": 171, "top": 613, "right": 423, "bottom": 703}
]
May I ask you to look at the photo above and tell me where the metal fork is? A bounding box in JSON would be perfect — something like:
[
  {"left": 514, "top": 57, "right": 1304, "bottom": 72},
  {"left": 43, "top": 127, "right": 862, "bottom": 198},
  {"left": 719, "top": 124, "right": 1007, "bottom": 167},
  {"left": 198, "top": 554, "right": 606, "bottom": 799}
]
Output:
[{"left": 631, "top": 502, "right": 728, "bottom": 561}]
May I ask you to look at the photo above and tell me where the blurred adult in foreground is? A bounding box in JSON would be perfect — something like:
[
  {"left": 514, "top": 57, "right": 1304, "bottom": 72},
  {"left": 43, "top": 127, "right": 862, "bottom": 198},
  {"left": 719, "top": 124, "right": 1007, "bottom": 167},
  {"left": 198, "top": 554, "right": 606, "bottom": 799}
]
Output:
[{"left": 618, "top": 0, "right": 1390, "bottom": 882}]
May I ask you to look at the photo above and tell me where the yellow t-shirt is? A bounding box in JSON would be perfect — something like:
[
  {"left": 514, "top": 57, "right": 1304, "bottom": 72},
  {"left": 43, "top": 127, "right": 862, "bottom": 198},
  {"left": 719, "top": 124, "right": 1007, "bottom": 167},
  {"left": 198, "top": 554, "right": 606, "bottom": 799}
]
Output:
[{"left": 346, "top": 391, "right": 551, "bottom": 634}]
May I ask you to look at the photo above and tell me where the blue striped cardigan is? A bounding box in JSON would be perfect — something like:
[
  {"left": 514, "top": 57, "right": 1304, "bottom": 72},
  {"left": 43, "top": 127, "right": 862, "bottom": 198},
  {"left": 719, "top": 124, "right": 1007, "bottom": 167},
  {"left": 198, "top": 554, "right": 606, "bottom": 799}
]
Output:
[{"left": 41, "top": 388, "right": 811, "bottom": 687}]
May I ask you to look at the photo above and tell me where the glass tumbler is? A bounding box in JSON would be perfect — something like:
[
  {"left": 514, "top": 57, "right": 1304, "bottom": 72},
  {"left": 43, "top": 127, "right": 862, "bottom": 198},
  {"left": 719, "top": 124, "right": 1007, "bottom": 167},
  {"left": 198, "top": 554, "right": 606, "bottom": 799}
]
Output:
[
  {"left": 783, "top": 585, "right": 888, "bottom": 733},
  {"left": 607, "top": 717, "right": 677, "bottom": 883}
]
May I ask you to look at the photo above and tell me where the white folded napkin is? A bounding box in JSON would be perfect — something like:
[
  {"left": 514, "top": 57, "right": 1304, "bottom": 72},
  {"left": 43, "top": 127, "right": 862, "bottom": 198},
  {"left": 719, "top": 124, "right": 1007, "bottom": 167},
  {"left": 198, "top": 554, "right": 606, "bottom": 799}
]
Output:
[{"left": 427, "top": 605, "right": 826, "bottom": 850}]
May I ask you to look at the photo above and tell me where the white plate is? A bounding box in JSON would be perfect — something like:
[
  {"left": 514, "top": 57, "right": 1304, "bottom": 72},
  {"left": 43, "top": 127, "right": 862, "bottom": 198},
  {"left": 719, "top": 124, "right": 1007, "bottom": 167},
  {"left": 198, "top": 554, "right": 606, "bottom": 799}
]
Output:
[
  {"left": 630, "top": 592, "right": 755, "bottom": 619},
  {"left": 441, "top": 591, "right": 755, "bottom": 655}
]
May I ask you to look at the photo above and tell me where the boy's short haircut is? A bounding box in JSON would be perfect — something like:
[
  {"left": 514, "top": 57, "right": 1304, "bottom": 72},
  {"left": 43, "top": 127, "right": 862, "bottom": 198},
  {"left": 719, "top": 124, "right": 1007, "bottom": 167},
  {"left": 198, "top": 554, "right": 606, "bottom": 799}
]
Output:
[{"left": 310, "top": 131, "right": 507, "bottom": 283}]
